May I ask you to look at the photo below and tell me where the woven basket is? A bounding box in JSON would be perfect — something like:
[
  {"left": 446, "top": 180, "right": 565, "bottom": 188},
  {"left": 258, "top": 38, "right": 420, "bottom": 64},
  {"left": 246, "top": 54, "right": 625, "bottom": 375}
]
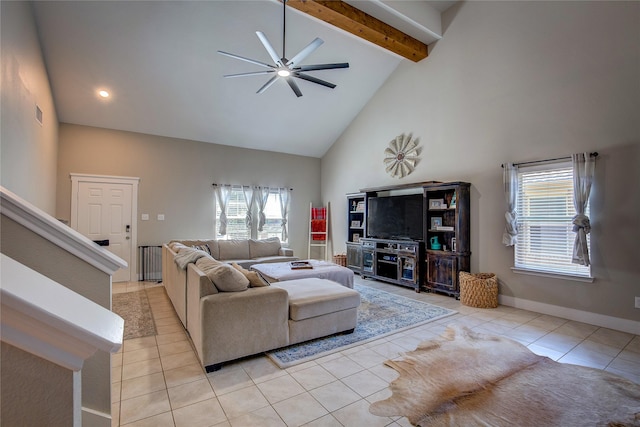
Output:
[
  {"left": 333, "top": 254, "right": 347, "bottom": 267},
  {"left": 459, "top": 272, "right": 498, "bottom": 308}
]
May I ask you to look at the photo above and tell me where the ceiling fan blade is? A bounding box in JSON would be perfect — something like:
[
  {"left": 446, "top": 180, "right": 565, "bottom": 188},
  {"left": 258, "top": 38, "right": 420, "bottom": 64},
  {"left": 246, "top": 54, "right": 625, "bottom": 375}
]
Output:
[
  {"left": 286, "top": 38, "right": 324, "bottom": 67},
  {"left": 223, "top": 70, "right": 276, "bottom": 78},
  {"left": 257, "top": 75, "right": 280, "bottom": 94},
  {"left": 295, "top": 63, "right": 350, "bottom": 72},
  {"left": 217, "top": 50, "right": 275, "bottom": 69},
  {"left": 285, "top": 77, "right": 303, "bottom": 98},
  {"left": 294, "top": 72, "right": 336, "bottom": 89},
  {"left": 256, "top": 31, "right": 283, "bottom": 66}
]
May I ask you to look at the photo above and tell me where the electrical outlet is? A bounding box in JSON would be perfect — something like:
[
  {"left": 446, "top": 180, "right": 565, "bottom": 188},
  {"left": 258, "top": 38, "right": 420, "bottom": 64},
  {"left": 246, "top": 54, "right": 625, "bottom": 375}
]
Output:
[
  {"left": 157, "top": 214, "right": 165, "bottom": 221},
  {"left": 636, "top": 297, "right": 640, "bottom": 309}
]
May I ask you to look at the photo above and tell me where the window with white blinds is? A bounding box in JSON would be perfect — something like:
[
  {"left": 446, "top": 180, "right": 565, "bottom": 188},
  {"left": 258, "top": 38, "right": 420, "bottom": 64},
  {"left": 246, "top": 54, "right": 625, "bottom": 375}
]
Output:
[
  {"left": 215, "top": 187, "right": 287, "bottom": 242},
  {"left": 515, "top": 161, "right": 591, "bottom": 278}
]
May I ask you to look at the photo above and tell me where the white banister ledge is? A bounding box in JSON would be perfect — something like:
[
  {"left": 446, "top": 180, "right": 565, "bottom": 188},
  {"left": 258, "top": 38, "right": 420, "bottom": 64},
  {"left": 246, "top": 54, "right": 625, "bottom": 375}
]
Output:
[
  {"left": 0, "top": 186, "right": 127, "bottom": 275},
  {"left": 1, "top": 254, "right": 124, "bottom": 371}
]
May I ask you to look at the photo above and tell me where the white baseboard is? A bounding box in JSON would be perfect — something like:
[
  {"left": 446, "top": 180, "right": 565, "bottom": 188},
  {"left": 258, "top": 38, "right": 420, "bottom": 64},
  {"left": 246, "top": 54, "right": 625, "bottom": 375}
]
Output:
[
  {"left": 82, "top": 407, "right": 110, "bottom": 427},
  {"left": 498, "top": 295, "right": 640, "bottom": 336}
]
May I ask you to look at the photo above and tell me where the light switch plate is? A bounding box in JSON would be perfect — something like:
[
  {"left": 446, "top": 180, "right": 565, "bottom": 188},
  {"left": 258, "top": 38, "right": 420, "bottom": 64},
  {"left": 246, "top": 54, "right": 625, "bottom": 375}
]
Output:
[
  {"left": 157, "top": 214, "right": 165, "bottom": 221},
  {"left": 141, "top": 214, "right": 149, "bottom": 220}
]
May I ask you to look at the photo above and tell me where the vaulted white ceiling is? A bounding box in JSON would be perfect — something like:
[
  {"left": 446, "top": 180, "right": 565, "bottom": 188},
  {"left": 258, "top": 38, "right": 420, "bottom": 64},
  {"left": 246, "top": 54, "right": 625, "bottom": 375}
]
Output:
[{"left": 33, "top": 1, "right": 454, "bottom": 158}]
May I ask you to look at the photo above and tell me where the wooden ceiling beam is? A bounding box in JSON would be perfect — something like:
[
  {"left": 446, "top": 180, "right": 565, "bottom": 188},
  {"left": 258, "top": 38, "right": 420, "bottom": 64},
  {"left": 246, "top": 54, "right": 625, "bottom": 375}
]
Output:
[{"left": 286, "top": 0, "right": 429, "bottom": 62}]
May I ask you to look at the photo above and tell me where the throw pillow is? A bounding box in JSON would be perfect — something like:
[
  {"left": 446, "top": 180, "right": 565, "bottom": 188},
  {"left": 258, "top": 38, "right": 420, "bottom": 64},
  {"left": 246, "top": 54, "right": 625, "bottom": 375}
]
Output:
[
  {"left": 231, "top": 263, "right": 270, "bottom": 287},
  {"left": 195, "top": 257, "right": 223, "bottom": 273},
  {"left": 206, "top": 264, "right": 249, "bottom": 292}
]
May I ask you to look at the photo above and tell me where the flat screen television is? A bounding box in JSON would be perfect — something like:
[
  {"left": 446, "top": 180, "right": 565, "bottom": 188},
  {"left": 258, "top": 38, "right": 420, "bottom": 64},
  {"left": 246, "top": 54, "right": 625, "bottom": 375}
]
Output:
[{"left": 367, "top": 194, "right": 423, "bottom": 241}]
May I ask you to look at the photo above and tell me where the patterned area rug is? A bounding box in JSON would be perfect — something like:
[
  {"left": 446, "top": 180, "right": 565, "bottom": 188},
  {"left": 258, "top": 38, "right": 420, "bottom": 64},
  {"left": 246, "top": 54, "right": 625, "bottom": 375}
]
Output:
[
  {"left": 267, "top": 284, "right": 456, "bottom": 368},
  {"left": 112, "top": 290, "right": 157, "bottom": 340}
]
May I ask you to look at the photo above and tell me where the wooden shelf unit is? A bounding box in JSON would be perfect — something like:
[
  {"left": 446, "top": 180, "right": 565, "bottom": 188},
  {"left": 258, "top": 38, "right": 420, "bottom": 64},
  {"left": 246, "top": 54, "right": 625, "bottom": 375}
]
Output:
[
  {"left": 346, "top": 193, "right": 366, "bottom": 273},
  {"left": 423, "top": 182, "right": 471, "bottom": 298},
  {"left": 345, "top": 181, "right": 471, "bottom": 297}
]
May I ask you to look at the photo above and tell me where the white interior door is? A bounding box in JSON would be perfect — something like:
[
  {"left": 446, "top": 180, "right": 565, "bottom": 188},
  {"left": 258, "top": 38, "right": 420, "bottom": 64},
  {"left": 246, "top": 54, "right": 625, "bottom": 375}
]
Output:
[{"left": 72, "top": 176, "right": 138, "bottom": 282}]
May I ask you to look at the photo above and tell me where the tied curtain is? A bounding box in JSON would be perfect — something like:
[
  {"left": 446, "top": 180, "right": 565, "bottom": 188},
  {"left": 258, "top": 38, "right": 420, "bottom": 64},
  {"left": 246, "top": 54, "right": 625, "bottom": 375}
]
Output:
[
  {"left": 502, "top": 163, "right": 518, "bottom": 246},
  {"left": 572, "top": 153, "right": 595, "bottom": 266},
  {"left": 214, "top": 185, "right": 232, "bottom": 236},
  {"left": 279, "top": 188, "right": 291, "bottom": 241},
  {"left": 256, "top": 187, "right": 271, "bottom": 232},
  {"left": 242, "top": 186, "right": 254, "bottom": 230}
]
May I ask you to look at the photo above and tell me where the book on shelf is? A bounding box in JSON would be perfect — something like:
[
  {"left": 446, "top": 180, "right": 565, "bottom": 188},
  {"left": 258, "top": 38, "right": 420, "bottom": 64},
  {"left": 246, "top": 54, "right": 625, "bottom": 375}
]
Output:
[
  {"left": 290, "top": 261, "right": 313, "bottom": 270},
  {"left": 436, "top": 226, "right": 454, "bottom": 231}
]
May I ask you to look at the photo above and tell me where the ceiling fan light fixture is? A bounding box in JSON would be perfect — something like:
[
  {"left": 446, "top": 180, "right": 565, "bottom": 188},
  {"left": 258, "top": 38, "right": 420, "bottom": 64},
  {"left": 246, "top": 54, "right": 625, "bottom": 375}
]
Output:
[{"left": 217, "top": 0, "right": 348, "bottom": 97}]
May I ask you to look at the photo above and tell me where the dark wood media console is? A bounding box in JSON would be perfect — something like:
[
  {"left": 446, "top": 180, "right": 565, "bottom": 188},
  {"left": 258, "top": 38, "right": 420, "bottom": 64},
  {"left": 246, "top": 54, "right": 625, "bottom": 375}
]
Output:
[
  {"left": 359, "top": 238, "right": 423, "bottom": 292},
  {"left": 346, "top": 181, "right": 471, "bottom": 297}
]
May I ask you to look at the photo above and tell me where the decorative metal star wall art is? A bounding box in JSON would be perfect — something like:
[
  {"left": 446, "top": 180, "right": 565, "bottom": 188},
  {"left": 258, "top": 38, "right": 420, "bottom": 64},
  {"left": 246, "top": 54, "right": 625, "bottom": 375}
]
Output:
[{"left": 384, "top": 133, "right": 421, "bottom": 178}]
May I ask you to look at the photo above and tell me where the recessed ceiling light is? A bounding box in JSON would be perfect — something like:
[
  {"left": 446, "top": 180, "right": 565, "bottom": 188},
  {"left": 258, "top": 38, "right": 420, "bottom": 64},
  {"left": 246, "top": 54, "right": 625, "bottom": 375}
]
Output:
[{"left": 98, "top": 90, "right": 110, "bottom": 98}]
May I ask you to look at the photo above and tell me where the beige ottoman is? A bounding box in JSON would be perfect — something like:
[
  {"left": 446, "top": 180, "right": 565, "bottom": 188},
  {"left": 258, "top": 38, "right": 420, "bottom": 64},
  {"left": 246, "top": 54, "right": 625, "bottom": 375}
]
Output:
[{"left": 273, "top": 278, "right": 360, "bottom": 344}]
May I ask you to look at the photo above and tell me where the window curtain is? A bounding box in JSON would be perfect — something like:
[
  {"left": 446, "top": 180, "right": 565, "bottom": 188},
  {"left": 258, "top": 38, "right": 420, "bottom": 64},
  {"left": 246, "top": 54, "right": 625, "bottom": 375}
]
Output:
[
  {"left": 242, "top": 186, "right": 255, "bottom": 230},
  {"left": 255, "top": 187, "right": 270, "bottom": 232},
  {"left": 279, "top": 188, "right": 291, "bottom": 241},
  {"left": 214, "top": 185, "right": 232, "bottom": 236},
  {"left": 571, "top": 153, "right": 595, "bottom": 266},
  {"left": 502, "top": 163, "right": 518, "bottom": 246}
]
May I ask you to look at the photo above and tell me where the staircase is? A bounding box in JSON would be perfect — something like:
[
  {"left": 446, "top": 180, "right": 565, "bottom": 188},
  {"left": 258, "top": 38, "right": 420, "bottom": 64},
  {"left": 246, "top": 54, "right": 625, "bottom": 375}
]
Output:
[{"left": 1, "top": 186, "right": 126, "bottom": 427}]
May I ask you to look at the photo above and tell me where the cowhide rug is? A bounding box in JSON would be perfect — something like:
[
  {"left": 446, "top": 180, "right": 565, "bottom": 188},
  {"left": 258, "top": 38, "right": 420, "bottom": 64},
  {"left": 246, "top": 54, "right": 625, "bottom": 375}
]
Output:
[{"left": 369, "top": 325, "right": 640, "bottom": 427}]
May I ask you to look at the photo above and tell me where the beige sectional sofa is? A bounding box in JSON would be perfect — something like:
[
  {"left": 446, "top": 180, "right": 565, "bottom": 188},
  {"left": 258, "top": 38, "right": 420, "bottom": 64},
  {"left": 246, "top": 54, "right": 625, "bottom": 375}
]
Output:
[
  {"left": 162, "top": 237, "right": 298, "bottom": 326},
  {"left": 188, "top": 266, "right": 360, "bottom": 371},
  {"left": 162, "top": 239, "right": 360, "bottom": 372}
]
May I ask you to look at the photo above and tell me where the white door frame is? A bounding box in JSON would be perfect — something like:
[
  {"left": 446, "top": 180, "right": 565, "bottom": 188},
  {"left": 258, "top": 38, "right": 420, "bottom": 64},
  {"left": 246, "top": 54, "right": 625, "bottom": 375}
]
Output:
[{"left": 70, "top": 174, "right": 139, "bottom": 281}]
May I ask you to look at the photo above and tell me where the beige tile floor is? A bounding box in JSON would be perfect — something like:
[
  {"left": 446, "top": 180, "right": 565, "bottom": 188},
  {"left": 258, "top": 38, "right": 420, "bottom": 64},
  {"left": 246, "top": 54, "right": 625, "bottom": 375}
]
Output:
[{"left": 111, "top": 277, "right": 640, "bottom": 427}]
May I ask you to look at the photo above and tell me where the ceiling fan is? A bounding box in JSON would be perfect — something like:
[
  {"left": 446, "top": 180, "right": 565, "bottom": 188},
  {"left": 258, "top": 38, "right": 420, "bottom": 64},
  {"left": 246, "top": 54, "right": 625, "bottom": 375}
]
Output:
[{"left": 217, "top": 0, "right": 349, "bottom": 98}]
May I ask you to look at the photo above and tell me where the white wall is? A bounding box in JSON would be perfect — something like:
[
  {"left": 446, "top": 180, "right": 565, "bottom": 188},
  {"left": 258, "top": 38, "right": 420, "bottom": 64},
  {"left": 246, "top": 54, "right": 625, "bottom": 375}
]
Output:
[
  {"left": 322, "top": 1, "right": 640, "bottom": 324},
  {"left": 56, "top": 124, "right": 322, "bottom": 258},
  {"left": 1, "top": 1, "right": 58, "bottom": 214}
]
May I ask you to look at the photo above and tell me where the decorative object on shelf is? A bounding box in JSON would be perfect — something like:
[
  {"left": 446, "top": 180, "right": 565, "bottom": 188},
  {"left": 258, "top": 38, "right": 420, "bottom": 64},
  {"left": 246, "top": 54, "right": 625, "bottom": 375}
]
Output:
[
  {"left": 451, "top": 237, "right": 457, "bottom": 252},
  {"left": 353, "top": 233, "right": 360, "bottom": 242},
  {"left": 436, "top": 226, "right": 454, "bottom": 231},
  {"left": 217, "top": 0, "right": 349, "bottom": 98},
  {"left": 429, "top": 199, "right": 445, "bottom": 209},
  {"left": 430, "top": 236, "right": 442, "bottom": 250},
  {"left": 356, "top": 201, "right": 365, "bottom": 211},
  {"left": 383, "top": 133, "right": 420, "bottom": 178},
  {"left": 350, "top": 220, "right": 361, "bottom": 228},
  {"left": 450, "top": 192, "right": 457, "bottom": 208},
  {"left": 431, "top": 217, "right": 442, "bottom": 229}
]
